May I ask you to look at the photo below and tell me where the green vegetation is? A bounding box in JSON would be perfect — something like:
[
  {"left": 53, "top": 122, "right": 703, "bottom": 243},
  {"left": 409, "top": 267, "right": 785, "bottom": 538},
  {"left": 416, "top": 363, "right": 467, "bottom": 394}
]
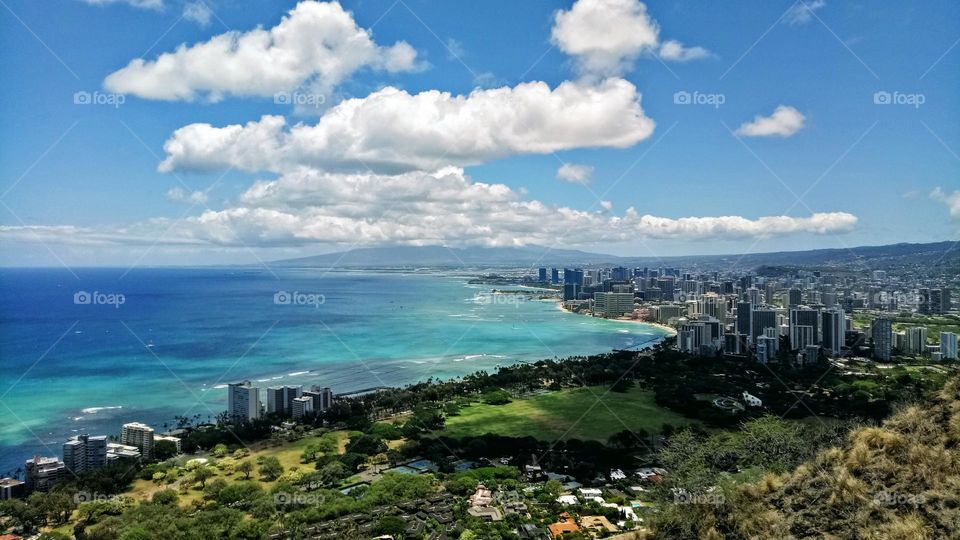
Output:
[
  {"left": 852, "top": 311, "right": 960, "bottom": 344},
  {"left": 442, "top": 385, "right": 695, "bottom": 441}
]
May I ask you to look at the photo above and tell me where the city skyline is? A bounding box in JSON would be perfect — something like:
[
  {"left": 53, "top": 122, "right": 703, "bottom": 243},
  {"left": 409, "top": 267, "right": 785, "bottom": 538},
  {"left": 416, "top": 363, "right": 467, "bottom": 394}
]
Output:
[{"left": 1, "top": 0, "right": 958, "bottom": 267}]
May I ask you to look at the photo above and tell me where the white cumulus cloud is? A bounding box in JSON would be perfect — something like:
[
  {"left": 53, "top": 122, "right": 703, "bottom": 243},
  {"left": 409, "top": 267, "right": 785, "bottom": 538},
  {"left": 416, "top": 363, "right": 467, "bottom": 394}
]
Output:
[
  {"left": 0, "top": 167, "right": 858, "bottom": 248},
  {"left": 930, "top": 187, "right": 960, "bottom": 220},
  {"left": 735, "top": 105, "right": 805, "bottom": 138},
  {"left": 159, "top": 78, "right": 656, "bottom": 174},
  {"left": 182, "top": 1, "right": 212, "bottom": 26},
  {"left": 103, "top": 1, "right": 421, "bottom": 101},
  {"left": 557, "top": 163, "right": 594, "bottom": 184},
  {"left": 551, "top": 0, "right": 709, "bottom": 76},
  {"left": 166, "top": 186, "right": 209, "bottom": 204}
]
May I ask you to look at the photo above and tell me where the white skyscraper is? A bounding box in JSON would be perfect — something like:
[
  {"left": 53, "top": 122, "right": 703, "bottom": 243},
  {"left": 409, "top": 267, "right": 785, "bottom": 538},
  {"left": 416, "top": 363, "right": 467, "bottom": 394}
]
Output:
[
  {"left": 228, "top": 381, "right": 261, "bottom": 421},
  {"left": 121, "top": 422, "right": 155, "bottom": 459}
]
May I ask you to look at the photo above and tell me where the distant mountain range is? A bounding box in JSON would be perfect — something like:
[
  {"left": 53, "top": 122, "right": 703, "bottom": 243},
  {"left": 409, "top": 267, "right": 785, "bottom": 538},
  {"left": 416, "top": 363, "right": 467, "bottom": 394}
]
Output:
[
  {"left": 272, "top": 241, "right": 958, "bottom": 269},
  {"left": 273, "top": 245, "right": 620, "bottom": 267}
]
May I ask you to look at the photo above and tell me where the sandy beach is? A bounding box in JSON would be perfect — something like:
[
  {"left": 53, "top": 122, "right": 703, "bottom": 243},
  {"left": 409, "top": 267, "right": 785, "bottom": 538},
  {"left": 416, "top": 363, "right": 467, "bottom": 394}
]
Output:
[{"left": 556, "top": 300, "right": 678, "bottom": 336}]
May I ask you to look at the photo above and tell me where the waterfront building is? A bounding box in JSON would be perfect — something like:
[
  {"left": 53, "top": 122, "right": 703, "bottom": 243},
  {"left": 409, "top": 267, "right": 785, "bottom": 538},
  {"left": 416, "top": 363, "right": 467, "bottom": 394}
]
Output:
[
  {"left": 121, "top": 422, "right": 154, "bottom": 459},
  {"left": 871, "top": 318, "right": 893, "bottom": 361},
  {"left": 266, "top": 385, "right": 303, "bottom": 416},
  {"left": 653, "top": 304, "right": 684, "bottom": 324},
  {"left": 291, "top": 395, "right": 314, "bottom": 419},
  {"left": 593, "top": 292, "right": 634, "bottom": 317},
  {"left": 106, "top": 443, "right": 141, "bottom": 464},
  {"left": 228, "top": 380, "right": 261, "bottom": 421},
  {"left": 551, "top": 268, "right": 559, "bottom": 284},
  {"left": 0, "top": 477, "right": 25, "bottom": 500},
  {"left": 24, "top": 456, "right": 65, "bottom": 492},
  {"left": 941, "top": 332, "right": 958, "bottom": 360},
  {"left": 304, "top": 386, "right": 334, "bottom": 411},
  {"left": 538, "top": 268, "right": 547, "bottom": 282},
  {"left": 63, "top": 434, "right": 107, "bottom": 474},
  {"left": 562, "top": 282, "right": 579, "bottom": 301}
]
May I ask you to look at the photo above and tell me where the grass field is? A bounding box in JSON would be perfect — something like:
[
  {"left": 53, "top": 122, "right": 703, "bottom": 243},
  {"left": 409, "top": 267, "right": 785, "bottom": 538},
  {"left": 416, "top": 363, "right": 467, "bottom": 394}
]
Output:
[{"left": 441, "top": 386, "right": 696, "bottom": 441}]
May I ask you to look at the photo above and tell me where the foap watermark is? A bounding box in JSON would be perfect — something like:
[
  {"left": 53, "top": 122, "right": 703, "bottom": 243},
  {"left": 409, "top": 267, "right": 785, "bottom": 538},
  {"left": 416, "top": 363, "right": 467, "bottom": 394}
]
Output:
[
  {"left": 274, "top": 290, "right": 325, "bottom": 308},
  {"left": 673, "top": 90, "right": 725, "bottom": 108},
  {"left": 476, "top": 293, "right": 523, "bottom": 308},
  {"left": 74, "top": 491, "right": 119, "bottom": 504},
  {"left": 673, "top": 489, "right": 725, "bottom": 506},
  {"left": 873, "top": 490, "right": 926, "bottom": 507},
  {"left": 74, "top": 290, "right": 125, "bottom": 308},
  {"left": 274, "top": 491, "right": 325, "bottom": 506},
  {"left": 73, "top": 91, "right": 126, "bottom": 108},
  {"left": 274, "top": 91, "right": 326, "bottom": 108},
  {"left": 873, "top": 91, "right": 925, "bottom": 108}
]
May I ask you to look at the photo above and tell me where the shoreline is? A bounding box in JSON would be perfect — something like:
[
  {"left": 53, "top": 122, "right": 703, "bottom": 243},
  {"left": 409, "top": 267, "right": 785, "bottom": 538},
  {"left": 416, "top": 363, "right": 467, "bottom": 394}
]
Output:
[{"left": 556, "top": 300, "right": 678, "bottom": 336}]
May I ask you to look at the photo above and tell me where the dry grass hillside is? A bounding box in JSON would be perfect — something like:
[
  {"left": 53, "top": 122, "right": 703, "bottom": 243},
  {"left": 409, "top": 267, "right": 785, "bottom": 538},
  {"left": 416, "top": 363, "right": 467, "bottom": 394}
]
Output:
[{"left": 651, "top": 378, "right": 960, "bottom": 539}]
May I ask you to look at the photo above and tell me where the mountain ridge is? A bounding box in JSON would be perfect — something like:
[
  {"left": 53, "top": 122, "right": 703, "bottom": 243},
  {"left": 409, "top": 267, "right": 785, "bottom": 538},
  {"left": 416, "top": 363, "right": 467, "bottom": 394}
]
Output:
[{"left": 270, "top": 240, "right": 958, "bottom": 268}]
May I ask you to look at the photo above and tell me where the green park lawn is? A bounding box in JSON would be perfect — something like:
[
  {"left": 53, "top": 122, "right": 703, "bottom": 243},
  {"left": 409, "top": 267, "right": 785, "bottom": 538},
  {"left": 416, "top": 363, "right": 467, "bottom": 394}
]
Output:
[{"left": 441, "top": 386, "right": 695, "bottom": 441}]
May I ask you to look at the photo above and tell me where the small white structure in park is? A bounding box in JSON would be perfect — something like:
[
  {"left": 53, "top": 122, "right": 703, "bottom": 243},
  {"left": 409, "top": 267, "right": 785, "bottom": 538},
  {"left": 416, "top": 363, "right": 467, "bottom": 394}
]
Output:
[{"left": 742, "top": 391, "right": 762, "bottom": 407}]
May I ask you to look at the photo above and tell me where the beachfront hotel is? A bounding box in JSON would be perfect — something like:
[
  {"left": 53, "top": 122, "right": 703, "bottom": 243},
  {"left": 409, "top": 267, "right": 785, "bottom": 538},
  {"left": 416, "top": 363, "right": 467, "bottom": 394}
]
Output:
[
  {"left": 227, "top": 380, "right": 262, "bottom": 421},
  {"left": 63, "top": 434, "right": 107, "bottom": 474},
  {"left": 121, "top": 422, "right": 155, "bottom": 459}
]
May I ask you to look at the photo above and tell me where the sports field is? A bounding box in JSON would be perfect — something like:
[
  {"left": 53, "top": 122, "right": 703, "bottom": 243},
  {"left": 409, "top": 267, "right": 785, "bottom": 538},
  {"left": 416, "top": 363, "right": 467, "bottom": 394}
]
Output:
[{"left": 441, "top": 386, "right": 695, "bottom": 441}]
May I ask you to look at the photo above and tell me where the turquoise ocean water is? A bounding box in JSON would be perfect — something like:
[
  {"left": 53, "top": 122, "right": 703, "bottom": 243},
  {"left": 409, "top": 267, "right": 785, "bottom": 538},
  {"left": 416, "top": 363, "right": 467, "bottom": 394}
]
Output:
[{"left": 0, "top": 267, "right": 669, "bottom": 474}]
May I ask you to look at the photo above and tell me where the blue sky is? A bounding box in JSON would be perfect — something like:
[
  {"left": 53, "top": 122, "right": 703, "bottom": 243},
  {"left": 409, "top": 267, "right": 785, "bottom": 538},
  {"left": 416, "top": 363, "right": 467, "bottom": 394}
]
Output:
[{"left": 0, "top": 0, "right": 958, "bottom": 266}]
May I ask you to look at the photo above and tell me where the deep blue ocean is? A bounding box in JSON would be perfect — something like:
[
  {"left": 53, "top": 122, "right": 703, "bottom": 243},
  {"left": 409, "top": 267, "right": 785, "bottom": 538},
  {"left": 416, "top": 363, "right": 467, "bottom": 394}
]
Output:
[{"left": 0, "top": 267, "right": 668, "bottom": 475}]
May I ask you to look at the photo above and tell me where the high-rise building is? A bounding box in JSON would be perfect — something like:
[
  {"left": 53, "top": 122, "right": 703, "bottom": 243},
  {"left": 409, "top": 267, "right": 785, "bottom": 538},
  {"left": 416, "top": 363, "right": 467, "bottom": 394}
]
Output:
[
  {"left": 563, "top": 268, "right": 584, "bottom": 286},
  {"left": 905, "top": 327, "right": 929, "bottom": 355},
  {"left": 736, "top": 302, "right": 752, "bottom": 339},
  {"left": 538, "top": 268, "right": 547, "bottom": 282},
  {"left": 593, "top": 292, "right": 635, "bottom": 317},
  {"left": 821, "top": 308, "right": 845, "bottom": 357},
  {"left": 266, "top": 385, "right": 303, "bottom": 416},
  {"left": 788, "top": 288, "right": 802, "bottom": 307},
  {"left": 756, "top": 335, "right": 778, "bottom": 363},
  {"left": 303, "top": 386, "right": 334, "bottom": 412},
  {"left": 751, "top": 307, "right": 777, "bottom": 344},
  {"left": 228, "top": 381, "right": 261, "bottom": 421},
  {"left": 929, "top": 289, "right": 951, "bottom": 314},
  {"left": 550, "top": 268, "right": 559, "bottom": 284},
  {"left": 63, "top": 434, "right": 107, "bottom": 474},
  {"left": 940, "top": 332, "right": 958, "bottom": 360},
  {"left": 24, "top": 456, "right": 65, "bottom": 493},
  {"left": 789, "top": 307, "right": 820, "bottom": 350},
  {"left": 291, "top": 396, "right": 314, "bottom": 419},
  {"left": 871, "top": 318, "right": 893, "bottom": 361},
  {"left": 120, "top": 422, "right": 155, "bottom": 459}
]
